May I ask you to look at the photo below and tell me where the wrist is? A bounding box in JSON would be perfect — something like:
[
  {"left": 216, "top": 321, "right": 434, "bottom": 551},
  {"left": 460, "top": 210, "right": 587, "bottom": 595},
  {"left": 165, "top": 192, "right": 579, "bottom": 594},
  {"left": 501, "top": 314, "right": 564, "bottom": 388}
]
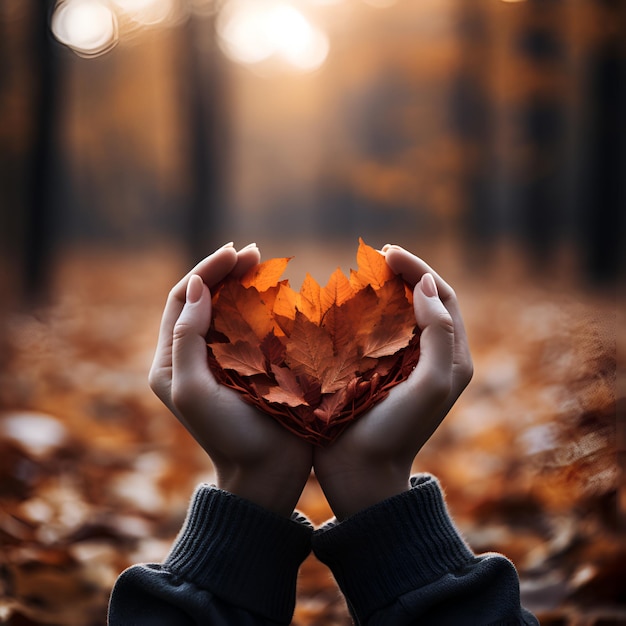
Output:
[
  {"left": 217, "top": 457, "right": 312, "bottom": 518},
  {"left": 314, "top": 462, "right": 411, "bottom": 521}
]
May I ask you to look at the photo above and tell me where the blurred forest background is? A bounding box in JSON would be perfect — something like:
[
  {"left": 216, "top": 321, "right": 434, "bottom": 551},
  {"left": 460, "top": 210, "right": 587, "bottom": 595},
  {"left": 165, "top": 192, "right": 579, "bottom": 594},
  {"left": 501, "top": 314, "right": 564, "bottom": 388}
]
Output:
[{"left": 0, "top": 0, "right": 624, "bottom": 624}]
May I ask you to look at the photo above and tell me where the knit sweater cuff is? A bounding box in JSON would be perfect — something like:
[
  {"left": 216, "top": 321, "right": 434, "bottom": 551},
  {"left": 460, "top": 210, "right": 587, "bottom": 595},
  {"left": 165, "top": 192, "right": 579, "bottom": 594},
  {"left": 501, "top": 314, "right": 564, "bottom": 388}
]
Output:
[
  {"left": 311, "top": 474, "right": 475, "bottom": 622},
  {"left": 164, "top": 484, "right": 313, "bottom": 623}
]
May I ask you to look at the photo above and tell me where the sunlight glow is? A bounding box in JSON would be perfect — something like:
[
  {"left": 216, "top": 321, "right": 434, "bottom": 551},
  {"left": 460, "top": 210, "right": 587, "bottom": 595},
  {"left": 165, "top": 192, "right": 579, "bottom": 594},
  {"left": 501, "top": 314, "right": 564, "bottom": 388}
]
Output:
[
  {"left": 110, "top": 0, "right": 177, "bottom": 26},
  {"left": 217, "top": 1, "right": 330, "bottom": 72},
  {"left": 51, "top": 0, "right": 118, "bottom": 57},
  {"left": 218, "top": 3, "right": 276, "bottom": 64},
  {"left": 362, "top": 0, "right": 397, "bottom": 7}
]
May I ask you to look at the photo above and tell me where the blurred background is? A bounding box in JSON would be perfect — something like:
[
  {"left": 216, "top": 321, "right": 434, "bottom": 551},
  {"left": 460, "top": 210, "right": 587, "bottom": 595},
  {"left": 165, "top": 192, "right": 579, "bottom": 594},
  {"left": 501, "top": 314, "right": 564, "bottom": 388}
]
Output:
[{"left": 0, "top": 0, "right": 623, "bottom": 624}]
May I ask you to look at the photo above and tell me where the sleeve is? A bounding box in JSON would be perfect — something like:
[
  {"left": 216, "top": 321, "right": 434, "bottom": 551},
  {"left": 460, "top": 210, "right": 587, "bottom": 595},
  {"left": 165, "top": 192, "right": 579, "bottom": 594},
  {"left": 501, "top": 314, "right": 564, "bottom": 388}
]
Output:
[
  {"left": 108, "top": 484, "right": 313, "bottom": 626},
  {"left": 311, "top": 474, "right": 539, "bottom": 626}
]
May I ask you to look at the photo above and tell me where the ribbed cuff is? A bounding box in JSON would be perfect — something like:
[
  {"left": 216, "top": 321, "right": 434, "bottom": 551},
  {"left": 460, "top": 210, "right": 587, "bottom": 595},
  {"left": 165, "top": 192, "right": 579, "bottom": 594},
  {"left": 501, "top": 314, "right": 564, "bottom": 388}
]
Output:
[
  {"left": 311, "top": 474, "right": 475, "bottom": 623},
  {"left": 164, "top": 484, "right": 313, "bottom": 623}
]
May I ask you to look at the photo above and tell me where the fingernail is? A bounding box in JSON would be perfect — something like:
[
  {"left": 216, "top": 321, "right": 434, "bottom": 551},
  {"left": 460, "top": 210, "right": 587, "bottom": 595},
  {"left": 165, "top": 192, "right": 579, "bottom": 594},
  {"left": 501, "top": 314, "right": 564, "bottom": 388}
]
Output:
[
  {"left": 219, "top": 241, "right": 235, "bottom": 250},
  {"left": 186, "top": 274, "right": 204, "bottom": 303},
  {"left": 240, "top": 242, "right": 257, "bottom": 251},
  {"left": 381, "top": 243, "right": 393, "bottom": 252},
  {"left": 420, "top": 273, "right": 438, "bottom": 298}
]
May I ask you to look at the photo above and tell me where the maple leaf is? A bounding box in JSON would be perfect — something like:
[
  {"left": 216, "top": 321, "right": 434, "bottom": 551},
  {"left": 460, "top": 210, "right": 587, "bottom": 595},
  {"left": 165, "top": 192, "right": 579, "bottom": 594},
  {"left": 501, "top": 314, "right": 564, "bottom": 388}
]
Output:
[
  {"left": 240, "top": 257, "right": 291, "bottom": 291},
  {"left": 285, "top": 312, "right": 335, "bottom": 389},
  {"left": 358, "top": 277, "right": 416, "bottom": 358},
  {"left": 259, "top": 332, "right": 287, "bottom": 365},
  {"left": 213, "top": 281, "right": 275, "bottom": 342},
  {"left": 206, "top": 239, "right": 420, "bottom": 445},
  {"left": 320, "top": 268, "right": 354, "bottom": 317},
  {"left": 324, "top": 286, "right": 378, "bottom": 353},
  {"left": 209, "top": 341, "right": 268, "bottom": 377},
  {"left": 296, "top": 274, "right": 323, "bottom": 325},
  {"left": 272, "top": 283, "right": 298, "bottom": 336},
  {"left": 261, "top": 365, "right": 309, "bottom": 407},
  {"left": 349, "top": 237, "right": 394, "bottom": 290},
  {"left": 297, "top": 372, "right": 323, "bottom": 407},
  {"left": 313, "top": 388, "right": 349, "bottom": 424}
]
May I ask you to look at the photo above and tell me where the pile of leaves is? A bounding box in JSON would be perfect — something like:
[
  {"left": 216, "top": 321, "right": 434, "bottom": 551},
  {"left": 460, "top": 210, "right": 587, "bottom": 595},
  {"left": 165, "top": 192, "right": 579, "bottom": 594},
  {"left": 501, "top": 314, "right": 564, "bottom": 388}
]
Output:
[{"left": 207, "top": 240, "right": 420, "bottom": 445}]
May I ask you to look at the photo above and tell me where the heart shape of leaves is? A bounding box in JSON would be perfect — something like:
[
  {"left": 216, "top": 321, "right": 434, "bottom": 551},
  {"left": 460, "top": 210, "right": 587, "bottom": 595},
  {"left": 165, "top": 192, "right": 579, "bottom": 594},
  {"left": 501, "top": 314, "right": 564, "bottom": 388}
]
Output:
[{"left": 206, "top": 239, "right": 420, "bottom": 445}]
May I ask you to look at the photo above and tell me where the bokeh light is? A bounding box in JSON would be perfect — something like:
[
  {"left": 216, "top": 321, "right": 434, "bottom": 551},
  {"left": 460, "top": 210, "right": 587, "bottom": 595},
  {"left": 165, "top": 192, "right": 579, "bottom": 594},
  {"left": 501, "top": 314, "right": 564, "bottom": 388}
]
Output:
[
  {"left": 51, "top": 0, "right": 119, "bottom": 57},
  {"left": 362, "top": 0, "right": 397, "bottom": 8},
  {"left": 216, "top": 1, "right": 330, "bottom": 72},
  {"left": 49, "top": 0, "right": 399, "bottom": 69},
  {"left": 110, "top": 0, "right": 178, "bottom": 26}
]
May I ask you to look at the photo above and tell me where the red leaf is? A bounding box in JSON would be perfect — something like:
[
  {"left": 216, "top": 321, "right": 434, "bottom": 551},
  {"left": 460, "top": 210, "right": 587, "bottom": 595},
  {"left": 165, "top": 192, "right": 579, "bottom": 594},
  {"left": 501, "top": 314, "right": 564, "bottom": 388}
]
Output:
[
  {"left": 261, "top": 366, "right": 309, "bottom": 407},
  {"left": 209, "top": 341, "right": 268, "bottom": 376},
  {"left": 285, "top": 312, "right": 334, "bottom": 386},
  {"left": 260, "top": 332, "right": 286, "bottom": 365},
  {"left": 213, "top": 281, "right": 274, "bottom": 343},
  {"left": 359, "top": 277, "right": 416, "bottom": 358}
]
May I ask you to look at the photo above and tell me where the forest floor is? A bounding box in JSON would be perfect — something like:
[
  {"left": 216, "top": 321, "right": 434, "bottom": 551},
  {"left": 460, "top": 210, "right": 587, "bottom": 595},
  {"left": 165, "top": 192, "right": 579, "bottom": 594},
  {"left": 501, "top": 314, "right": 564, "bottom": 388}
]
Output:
[{"left": 0, "top": 241, "right": 622, "bottom": 625}]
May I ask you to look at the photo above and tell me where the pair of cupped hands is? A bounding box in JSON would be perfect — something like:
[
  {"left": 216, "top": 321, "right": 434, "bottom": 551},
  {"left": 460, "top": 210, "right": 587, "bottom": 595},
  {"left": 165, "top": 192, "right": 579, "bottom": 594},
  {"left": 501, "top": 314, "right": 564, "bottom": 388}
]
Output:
[{"left": 149, "top": 242, "right": 473, "bottom": 521}]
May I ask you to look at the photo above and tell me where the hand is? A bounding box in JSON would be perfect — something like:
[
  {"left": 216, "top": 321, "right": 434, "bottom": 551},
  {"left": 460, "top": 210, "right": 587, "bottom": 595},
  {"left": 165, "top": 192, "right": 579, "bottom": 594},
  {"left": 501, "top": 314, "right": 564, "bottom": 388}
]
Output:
[
  {"left": 313, "top": 245, "right": 473, "bottom": 520},
  {"left": 149, "top": 242, "right": 313, "bottom": 517}
]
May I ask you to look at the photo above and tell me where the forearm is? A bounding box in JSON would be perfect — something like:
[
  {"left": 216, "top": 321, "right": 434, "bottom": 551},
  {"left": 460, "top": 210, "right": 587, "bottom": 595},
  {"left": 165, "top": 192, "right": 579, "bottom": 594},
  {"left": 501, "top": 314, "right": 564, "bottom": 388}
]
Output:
[
  {"left": 109, "top": 485, "right": 313, "bottom": 625},
  {"left": 311, "top": 474, "right": 538, "bottom": 626}
]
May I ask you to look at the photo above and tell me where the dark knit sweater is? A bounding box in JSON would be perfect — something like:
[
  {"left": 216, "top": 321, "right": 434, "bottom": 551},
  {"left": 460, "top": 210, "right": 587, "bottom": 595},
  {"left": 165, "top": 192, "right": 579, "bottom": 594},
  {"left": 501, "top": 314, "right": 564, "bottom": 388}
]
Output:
[{"left": 108, "top": 474, "right": 538, "bottom": 625}]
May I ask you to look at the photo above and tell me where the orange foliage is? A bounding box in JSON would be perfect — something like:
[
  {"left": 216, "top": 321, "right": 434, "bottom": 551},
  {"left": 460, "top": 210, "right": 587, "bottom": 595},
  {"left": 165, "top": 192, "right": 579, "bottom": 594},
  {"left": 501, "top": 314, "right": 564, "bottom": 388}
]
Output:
[{"left": 207, "top": 240, "right": 420, "bottom": 445}]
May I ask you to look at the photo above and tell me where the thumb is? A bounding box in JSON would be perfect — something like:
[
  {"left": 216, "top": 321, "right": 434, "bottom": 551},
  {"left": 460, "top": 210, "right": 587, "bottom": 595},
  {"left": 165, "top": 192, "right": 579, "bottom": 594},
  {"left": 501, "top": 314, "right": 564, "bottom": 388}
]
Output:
[
  {"left": 409, "top": 273, "right": 455, "bottom": 401},
  {"left": 171, "top": 274, "right": 215, "bottom": 412}
]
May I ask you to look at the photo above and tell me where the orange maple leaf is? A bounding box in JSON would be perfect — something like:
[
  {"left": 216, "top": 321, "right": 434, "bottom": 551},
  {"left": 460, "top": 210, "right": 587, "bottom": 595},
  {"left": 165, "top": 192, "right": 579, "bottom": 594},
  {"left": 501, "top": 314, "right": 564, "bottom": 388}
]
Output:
[
  {"left": 240, "top": 257, "right": 292, "bottom": 291},
  {"left": 213, "top": 280, "right": 275, "bottom": 342},
  {"left": 349, "top": 237, "right": 395, "bottom": 290},
  {"left": 206, "top": 239, "right": 420, "bottom": 445}
]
